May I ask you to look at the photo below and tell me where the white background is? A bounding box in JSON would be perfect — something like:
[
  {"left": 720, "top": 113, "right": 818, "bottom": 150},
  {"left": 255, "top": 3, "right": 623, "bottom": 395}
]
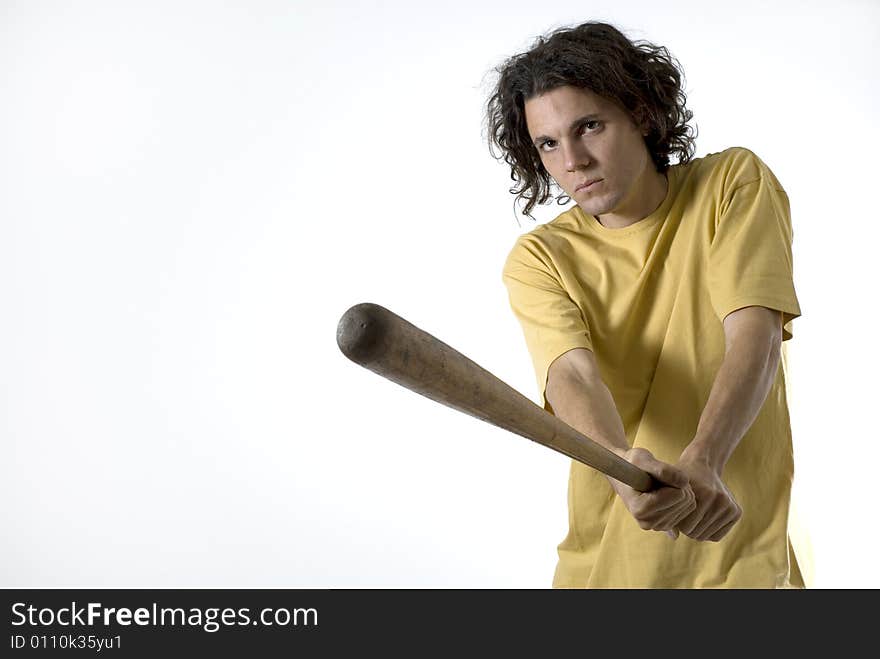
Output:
[{"left": 2, "top": 0, "right": 878, "bottom": 588}]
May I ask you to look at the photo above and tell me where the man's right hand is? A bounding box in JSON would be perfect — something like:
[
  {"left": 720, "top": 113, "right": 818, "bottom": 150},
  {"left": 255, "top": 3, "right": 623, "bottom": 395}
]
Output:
[{"left": 610, "top": 447, "right": 696, "bottom": 537}]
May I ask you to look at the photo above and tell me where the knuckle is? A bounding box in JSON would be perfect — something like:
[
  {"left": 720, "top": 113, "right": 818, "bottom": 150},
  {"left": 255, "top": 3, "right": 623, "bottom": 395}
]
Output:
[{"left": 627, "top": 448, "right": 650, "bottom": 467}]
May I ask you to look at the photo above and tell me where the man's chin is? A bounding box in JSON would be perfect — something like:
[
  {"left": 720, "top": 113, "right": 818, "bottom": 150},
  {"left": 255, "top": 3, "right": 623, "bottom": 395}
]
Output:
[{"left": 576, "top": 202, "right": 613, "bottom": 217}]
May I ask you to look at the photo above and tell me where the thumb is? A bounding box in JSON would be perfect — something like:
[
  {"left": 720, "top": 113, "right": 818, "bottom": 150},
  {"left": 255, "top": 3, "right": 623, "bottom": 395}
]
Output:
[
  {"left": 627, "top": 449, "right": 689, "bottom": 489},
  {"left": 646, "top": 461, "right": 691, "bottom": 490}
]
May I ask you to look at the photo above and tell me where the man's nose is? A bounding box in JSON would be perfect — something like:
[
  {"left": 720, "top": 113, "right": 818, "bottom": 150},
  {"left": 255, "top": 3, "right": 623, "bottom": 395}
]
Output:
[{"left": 563, "top": 141, "right": 591, "bottom": 171}]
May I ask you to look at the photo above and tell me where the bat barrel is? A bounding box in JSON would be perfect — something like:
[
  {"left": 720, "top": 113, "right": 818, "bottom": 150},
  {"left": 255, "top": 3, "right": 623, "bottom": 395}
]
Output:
[
  {"left": 336, "top": 302, "right": 390, "bottom": 365},
  {"left": 337, "top": 302, "right": 656, "bottom": 492}
]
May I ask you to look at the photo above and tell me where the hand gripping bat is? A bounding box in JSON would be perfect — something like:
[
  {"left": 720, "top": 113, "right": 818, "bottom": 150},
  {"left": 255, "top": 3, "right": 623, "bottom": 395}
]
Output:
[{"left": 336, "top": 302, "right": 658, "bottom": 492}]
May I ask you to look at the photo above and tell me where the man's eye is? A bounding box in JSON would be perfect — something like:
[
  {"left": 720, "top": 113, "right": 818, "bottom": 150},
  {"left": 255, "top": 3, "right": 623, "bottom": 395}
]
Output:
[{"left": 583, "top": 120, "right": 600, "bottom": 131}]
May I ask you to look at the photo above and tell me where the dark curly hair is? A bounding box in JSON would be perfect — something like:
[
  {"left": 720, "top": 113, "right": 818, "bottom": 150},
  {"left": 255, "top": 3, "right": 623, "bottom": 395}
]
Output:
[{"left": 484, "top": 21, "right": 697, "bottom": 219}]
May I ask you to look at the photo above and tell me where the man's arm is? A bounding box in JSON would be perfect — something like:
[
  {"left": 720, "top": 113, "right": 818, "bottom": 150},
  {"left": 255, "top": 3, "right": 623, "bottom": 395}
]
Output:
[
  {"left": 546, "top": 348, "right": 695, "bottom": 535},
  {"left": 675, "top": 304, "right": 783, "bottom": 541}
]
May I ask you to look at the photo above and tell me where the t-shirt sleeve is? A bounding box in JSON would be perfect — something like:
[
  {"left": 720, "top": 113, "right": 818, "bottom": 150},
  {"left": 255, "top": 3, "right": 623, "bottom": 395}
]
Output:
[
  {"left": 708, "top": 170, "right": 802, "bottom": 341},
  {"left": 502, "top": 235, "right": 593, "bottom": 410}
]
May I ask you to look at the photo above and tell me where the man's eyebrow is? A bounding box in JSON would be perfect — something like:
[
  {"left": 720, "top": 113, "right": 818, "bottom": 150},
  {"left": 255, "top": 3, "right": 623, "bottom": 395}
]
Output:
[{"left": 532, "top": 114, "right": 601, "bottom": 145}]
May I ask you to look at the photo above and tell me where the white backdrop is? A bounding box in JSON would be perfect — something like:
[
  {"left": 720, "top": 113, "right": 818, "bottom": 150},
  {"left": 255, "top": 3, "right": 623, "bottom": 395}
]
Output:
[{"left": 2, "top": 0, "right": 878, "bottom": 588}]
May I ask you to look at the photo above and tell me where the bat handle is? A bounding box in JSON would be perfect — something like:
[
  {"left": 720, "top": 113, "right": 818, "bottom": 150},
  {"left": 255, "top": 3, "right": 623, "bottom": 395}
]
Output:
[
  {"left": 615, "top": 461, "right": 676, "bottom": 492},
  {"left": 600, "top": 455, "right": 664, "bottom": 492},
  {"left": 543, "top": 416, "right": 664, "bottom": 492}
]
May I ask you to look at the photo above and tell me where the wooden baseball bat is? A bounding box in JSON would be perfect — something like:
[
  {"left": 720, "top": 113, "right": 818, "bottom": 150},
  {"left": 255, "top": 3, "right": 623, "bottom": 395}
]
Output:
[{"left": 336, "top": 302, "right": 658, "bottom": 492}]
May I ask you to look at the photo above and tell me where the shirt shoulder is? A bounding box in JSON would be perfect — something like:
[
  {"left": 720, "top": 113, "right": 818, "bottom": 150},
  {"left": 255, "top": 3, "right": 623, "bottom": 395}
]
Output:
[
  {"left": 684, "top": 146, "right": 786, "bottom": 199},
  {"left": 502, "top": 206, "right": 583, "bottom": 278}
]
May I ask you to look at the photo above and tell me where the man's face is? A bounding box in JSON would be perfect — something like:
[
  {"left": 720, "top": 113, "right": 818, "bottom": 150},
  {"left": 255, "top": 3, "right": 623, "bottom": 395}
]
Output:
[{"left": 524, "top": 85, "right": 655, "bottom": 221}]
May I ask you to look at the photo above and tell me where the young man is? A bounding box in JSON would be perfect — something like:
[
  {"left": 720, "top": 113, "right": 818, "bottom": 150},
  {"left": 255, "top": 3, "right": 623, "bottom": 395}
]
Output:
[{"left": 485, "top": 22, "right": 803, "bottom": 587}]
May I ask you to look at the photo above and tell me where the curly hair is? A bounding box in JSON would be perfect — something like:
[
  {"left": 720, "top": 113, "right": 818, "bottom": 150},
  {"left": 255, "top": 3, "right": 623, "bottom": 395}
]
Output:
[{"left": 484, "top": 21, "right": 697, "bottom": 219}]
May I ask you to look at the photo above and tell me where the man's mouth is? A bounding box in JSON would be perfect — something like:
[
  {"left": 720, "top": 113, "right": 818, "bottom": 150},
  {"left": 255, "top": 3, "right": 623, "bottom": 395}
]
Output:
[{"left": 575, "top": 178, "right": 602, "bottom": 192}]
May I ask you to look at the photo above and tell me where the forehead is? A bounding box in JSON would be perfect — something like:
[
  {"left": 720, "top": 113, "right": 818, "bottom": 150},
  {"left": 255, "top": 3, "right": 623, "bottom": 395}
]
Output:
[{"left": 524, "top": 86, "right": 618, "bottom": 135}]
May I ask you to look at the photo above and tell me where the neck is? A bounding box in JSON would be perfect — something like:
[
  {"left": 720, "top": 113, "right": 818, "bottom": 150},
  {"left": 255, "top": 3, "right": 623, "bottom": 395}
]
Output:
[{"left": 596, "top": 168, "right": 668, "bottom": 229}]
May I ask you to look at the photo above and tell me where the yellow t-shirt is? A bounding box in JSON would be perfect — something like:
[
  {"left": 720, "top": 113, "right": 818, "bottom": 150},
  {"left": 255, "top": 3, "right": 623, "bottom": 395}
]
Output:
[{"left": 502, "top": 147, "right": 803, "bottom": 588}]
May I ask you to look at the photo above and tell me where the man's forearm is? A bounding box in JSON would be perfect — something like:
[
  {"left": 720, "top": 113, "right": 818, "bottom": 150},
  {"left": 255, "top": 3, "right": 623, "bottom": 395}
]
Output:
[
  {"left": 684, "top": 338, "right": 780, "bottom": 472},
  {"left": 547, "top": 364, "right": 698, "bottom": 530},
  {"left": 546, "top": 374, "right": 634, "bottom": 497},
  {"left": 548, "top": 375, "right": 630, "bottom": 457}
]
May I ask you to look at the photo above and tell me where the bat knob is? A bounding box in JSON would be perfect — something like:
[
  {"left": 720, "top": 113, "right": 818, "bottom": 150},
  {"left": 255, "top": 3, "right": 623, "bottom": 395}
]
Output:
[{"left": 336, "top": 302, "right": 390, "bottom": 365}]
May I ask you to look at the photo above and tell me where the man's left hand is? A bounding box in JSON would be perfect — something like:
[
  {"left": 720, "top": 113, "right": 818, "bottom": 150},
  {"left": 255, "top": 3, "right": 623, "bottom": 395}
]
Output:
[{"left": 674, "top": 451, "right": 742, "bottom": 542}]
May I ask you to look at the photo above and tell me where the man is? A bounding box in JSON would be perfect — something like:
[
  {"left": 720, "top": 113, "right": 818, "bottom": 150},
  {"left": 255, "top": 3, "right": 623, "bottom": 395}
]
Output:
[{"left": 485, "top": 22, "right": 803, "bottom": 587}]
